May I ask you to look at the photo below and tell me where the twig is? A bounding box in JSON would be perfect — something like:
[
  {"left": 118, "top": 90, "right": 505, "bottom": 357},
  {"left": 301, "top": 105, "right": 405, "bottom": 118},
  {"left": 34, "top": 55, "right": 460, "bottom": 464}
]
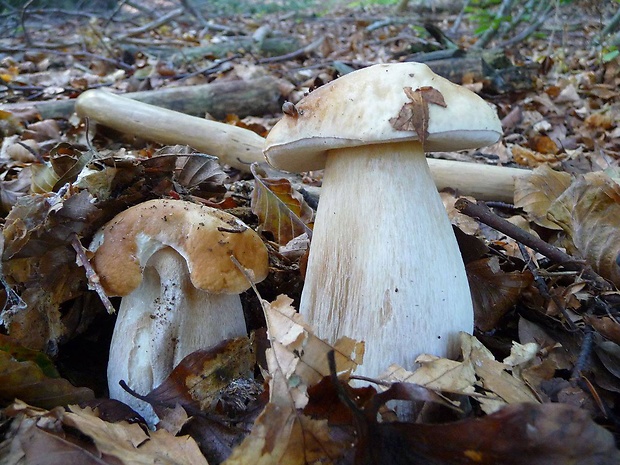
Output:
[
  {"left": 518, "top": 242, "right": 578, "bottom": 331},
  {"left": 473, "top": 0, "right": 517, "bottom": 49},
  {"left": 0, "top": 47, "right": 134, "bottom": 71},
  {"left": 71, "top": 234, "right": 116, "bottom": 315},
  {"left": 116, "top": 7, "right": 184, "bottom": 40},
  {"left": 179, "top": 0, "right": 209, "bottom": 29},
  {"left": 450, "top": 0, "right": 471, "bottom": 35},
  {"left": 571, "top": 325, "right": 593, "bottom": 380},
  {"left": 20, "top": 0, "right": 34, "bottom": 46},
  {"left": 498, "top": 3, "right": 554, "bottom": 48},
  {"left": 257, "top": 36, "right": 325, "bottom": 64},
  {"left": 454, "top": 198, "right": 611, "bottom": 291}
]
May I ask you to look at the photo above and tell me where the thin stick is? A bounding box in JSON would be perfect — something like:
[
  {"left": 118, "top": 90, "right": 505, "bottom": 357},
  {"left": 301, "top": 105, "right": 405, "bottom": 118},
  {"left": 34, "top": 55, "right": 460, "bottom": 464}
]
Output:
[
  {"left": 71, "top": 234, "right": 116, "bottom": 314},
  {"left": 455, "top": 198, "right": 611, "bottom": 291},
  {"left": 518, "top": 242, "right": 578, "bottom": 331}
]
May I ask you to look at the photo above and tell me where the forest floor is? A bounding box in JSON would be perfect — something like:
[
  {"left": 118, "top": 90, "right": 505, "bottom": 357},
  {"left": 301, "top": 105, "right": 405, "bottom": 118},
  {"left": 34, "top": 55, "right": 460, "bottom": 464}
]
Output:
[{"left": 0, "top": 1, "right": 620, "bottom": 464}]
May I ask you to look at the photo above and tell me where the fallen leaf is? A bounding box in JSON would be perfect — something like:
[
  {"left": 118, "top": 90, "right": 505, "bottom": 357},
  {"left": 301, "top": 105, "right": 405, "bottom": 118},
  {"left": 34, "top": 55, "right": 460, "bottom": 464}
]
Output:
[
  {"left": 251, "top": 164, "right": 313, "bottom": 245},
  {"left": 584, "top": 314, "right": 620, "bottom": 345},
  {"left": 224, "top": 402, "right": 348, "bottom": 465},
  {"left": 262, "top": 294, "right": 363, "bottom": 408},
  {"left": 467, "top": 257, "right": 534, "bottom": 332},
  {"left": 389, "top": 86, "right": 447, "bottom": 145},
  {"left": 63, "top": 405, "right": 208, "bottom": 465},
  {"left": 145, "top": 337, "right": 256, "bottom": 415},
  {"left": 547, "top": 171, "right": 620, "bottom": 285},
  {"left": 514, "top": 163, "right": 572, "bottom": 229},
  {"left": 0, "top": 337, "right": 94, "bottom": 409}
]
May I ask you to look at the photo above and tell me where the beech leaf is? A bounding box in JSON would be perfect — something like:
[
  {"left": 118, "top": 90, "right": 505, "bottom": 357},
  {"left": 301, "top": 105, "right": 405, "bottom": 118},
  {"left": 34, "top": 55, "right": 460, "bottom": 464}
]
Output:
[
  {"left": 225, "top": 295, "right": 362, "bottom": 465},
  {"left": 0, "top": 341, "right": 94, "bottom": 409},
  {"left": 389, "top": 86, "right": 446, "bottom": 145},
  {"left": 547, "top": 171, "right": 620, "bottom": 285},
  {"left": 513, "top": 163, "right": 572, "bottom": 229},
  {"left": 467, "top": 257, "right": 534, "bottom": 332},
  {"left": 250, "top": 163, "right": 313, "bottom": 245},
  {"left": 145, "top": 337, "right": 256, "bottom": 414},
  {"left": 262, "top": 294, "right": 363, "bottom": 409}
]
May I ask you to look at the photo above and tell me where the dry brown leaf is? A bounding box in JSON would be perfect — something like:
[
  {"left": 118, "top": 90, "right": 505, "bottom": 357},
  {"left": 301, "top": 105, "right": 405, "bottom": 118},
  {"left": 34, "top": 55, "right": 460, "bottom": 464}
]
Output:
[
  {"left": 584, "top": 315, "right": 620, "bottom": 345},
  {"left": 530, "top": 135, "right": 560, "bottom": 154},
  {"left": 514, "top": 163, "right": 572, "bottom": 229},
  {"left": 63, "top": 405, "right": 208, "bottom": 465},
  {"left": 145, "top": 337, "right": 256, "bottom": 414},
  {"left": 251, "top": 164, "right": 313, "bottom": 246},
  {"left": 0, "top": 400, "right": 208, "bottom": 465},
  {"left": 467, "top": 257, "right": 534, "bottom": 332},
  {"left": 462, "top": 334, "right": 539, "bottom": 411},
  {"left": 389, "top": 86, "right": 446, "bottom": 145},
  {"left": 224, "top": 295, "right": 361, "bottom": 465},
  {"left": 224, "top": 402, "right": 347, "bottom": 465},
  {"left": 547, "top": 171, "right": 620, "bottom": 285},
  {"left": 511, "top": 144, "right": 564, "bottom": 168},
  {"left": 262, "top": 294, "right": 363, "bottom": 408},
  {"left": 382, "top": 355, "right": 476, "bottom": 394}
]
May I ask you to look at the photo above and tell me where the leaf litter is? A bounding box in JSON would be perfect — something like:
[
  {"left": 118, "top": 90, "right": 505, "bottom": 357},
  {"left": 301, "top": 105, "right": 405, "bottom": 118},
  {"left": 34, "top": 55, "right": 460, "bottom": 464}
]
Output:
[{"left": 0, "top": 0, "right": 620, "bottom": 463}]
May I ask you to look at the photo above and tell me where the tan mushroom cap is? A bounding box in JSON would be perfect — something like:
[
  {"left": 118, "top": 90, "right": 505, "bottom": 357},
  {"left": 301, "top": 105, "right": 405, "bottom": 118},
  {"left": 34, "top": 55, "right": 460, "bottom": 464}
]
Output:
[
  {"left": 90, "top": 199, "right": 269, "bottom": 296},
  {"left": 264, "top": 62, "right": 502, "bottom": 172}
]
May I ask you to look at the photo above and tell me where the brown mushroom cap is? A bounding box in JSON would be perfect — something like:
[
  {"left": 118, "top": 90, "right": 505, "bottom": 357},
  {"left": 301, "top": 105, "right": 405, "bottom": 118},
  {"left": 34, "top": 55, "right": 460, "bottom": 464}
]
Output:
[
  {"left": 90, "top": 199, "right": 268, "bottom": 296},
  {"left": 264, "top": 62, "right": 502, "bottom": 172}
]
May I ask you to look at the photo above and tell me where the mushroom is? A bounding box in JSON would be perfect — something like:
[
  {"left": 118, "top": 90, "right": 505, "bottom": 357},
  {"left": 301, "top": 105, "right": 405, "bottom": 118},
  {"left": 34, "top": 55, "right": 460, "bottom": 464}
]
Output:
[
  {"left": 264, "top": 62, "right": 502, "bottom": 378},
  {"left": 89, "top": 199, "right": 269, "bottom": 423}
]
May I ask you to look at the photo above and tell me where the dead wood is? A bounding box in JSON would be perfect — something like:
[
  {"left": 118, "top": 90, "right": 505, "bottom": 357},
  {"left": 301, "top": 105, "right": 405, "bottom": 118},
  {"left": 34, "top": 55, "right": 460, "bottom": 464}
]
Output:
[
  {"left": 75, "top": 88, "right": 531, "bottom": 198},
  {"left": 169, "top": 37, "right": 302, "bottom": 63},
  {"left": 0, "top": 75, "right": 283, "bottom": 121},
  {"left": 408, "top": 51, "right": 539, "bottom": 93}
]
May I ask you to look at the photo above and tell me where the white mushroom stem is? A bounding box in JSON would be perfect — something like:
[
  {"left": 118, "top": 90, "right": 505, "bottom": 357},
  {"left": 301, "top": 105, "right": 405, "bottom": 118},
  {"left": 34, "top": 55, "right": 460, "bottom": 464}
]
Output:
[
  {"left": 299, "top": 141, "right": 473, "bottom": 378},
  {"left": 108, "top": 247, "right": 246, "bottom": 424}
]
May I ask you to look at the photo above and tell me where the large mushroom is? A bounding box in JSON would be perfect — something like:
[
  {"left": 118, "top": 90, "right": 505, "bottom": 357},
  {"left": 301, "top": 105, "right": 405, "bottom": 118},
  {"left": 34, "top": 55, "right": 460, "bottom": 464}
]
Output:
[
  {"left": 89, "top": 199, "right": 268, "bottom": 423},
  {"left": 264, "top": 62, "right": 502, "bottom": 377}
]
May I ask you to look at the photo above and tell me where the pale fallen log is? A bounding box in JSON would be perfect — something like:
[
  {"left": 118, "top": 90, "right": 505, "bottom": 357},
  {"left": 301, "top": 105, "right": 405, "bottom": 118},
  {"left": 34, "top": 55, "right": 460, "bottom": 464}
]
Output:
[{"left": 75, "top": 89, "right": 530, "bottom": 201}]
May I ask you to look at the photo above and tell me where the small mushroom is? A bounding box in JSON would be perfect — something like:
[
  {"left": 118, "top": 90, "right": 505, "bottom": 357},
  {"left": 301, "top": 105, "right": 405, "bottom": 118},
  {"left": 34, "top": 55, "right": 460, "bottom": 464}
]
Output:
[
  {"left": 264, "top": 62, "right": 502, "bottom": 377},
  {"left": 90, "top": 199, "right": 268, "bottom": 423}
]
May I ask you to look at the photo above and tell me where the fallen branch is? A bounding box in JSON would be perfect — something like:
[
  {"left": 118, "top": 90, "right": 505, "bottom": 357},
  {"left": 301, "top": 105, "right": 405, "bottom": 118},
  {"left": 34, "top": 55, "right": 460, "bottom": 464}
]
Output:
[
  {"left": 455, "top": 198, "right": 611, "bottom": 290},
  {"left": 75, "top": 88, "right": 531, "bottom": 200},
  {"left": 1, "top": 75, "right": 282, "bottom": 120}
]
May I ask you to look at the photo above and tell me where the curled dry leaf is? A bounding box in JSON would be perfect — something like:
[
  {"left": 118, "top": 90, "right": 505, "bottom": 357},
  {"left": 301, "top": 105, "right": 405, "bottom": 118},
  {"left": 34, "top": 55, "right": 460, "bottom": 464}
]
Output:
[
  {"left": 225, "top": 295, "right": 362, "bottom": 465},
  {"left": 144, "top": 337, "right": 256, "bottom": 415},
  {"left": 250, "top": 164, "right": 313, "bottom": 246},
  {"left": 262, "top": 294, "right": 363, "bottom": 409},
  {"left": 467, "top": 257, "right": 534, "bottom": 332},
  {"left": 547, "top": 171, "right": 620, "bottom": 285},
  {"left": 514, "top": 163, "right": 572, "bottom": 230},
  {"left": 0, "top": 335, "right": 94, "bottom": 409},
  {"left": 31, "top": 143, "right": 93, "bottom": 194},
  {"left": 384, "top": 334, "right": 538, "bottom": 414}
]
